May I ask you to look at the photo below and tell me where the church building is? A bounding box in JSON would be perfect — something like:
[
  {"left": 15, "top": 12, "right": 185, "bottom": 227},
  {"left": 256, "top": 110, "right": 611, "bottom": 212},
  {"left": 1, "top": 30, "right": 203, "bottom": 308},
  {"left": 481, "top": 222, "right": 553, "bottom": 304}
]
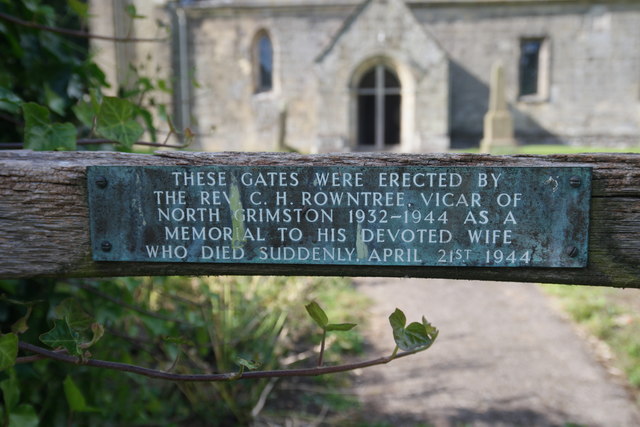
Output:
[{"left": 90, "top": 0, "right": 640, "bottom": 152}]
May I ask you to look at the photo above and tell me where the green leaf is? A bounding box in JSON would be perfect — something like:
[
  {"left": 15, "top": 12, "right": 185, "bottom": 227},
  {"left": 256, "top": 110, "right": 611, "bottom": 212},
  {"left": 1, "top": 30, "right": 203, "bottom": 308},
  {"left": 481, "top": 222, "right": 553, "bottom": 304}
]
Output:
[
  {"left": 422, "top": 316, "right": 439, "bottom": 341},
  {"left": 163, "top": 336, "right": 193, "bottom": 346},
  {"left": 73, "top": 89, "right": 104, "bottom": 129},
  {"left": 137, "top": 106, "right": 157, "bottom": 142},
  {"left": 234, "top": 357, "right": 261, "bottom": 371},
  {"left": 96, "top": 96, "right": 144, "bottom": 148},
  {"left": 67, "top": 0, "right": 89, "bottom": 21},
  {"left": 388, "top": 308, "right": 406, "bottom": 332},
  {"left": 23, "top": 103, "right": 76, "bottom": 151},
  {"left": 72, "top": 99, "right": 96, "bottom": 128},
  {"left": 325, "top": 323, "right": 357, "bottom": 332},
  {"left": 63, "top": 376, "right": 101, "bottom": 413},
  {"left": 0, "top": 333, "right": 18, "bottom": 371},
  {"left": 63, "top": 376, "right": 85, "bottom": 411},
  {"left": 125, "top": 4, "right": 146, "bottom": 19},
  {"left": 39, "top": 320, "right": 81, "bottom": 356},
  {"left": 389, "top": 309, "right": 438, "bottom": 352},
  {"left": 9, "top": 404, "right": 38, "bottom": 427},
  {"left": 11, "top": 306, "right": 32, "bottom": 334},
  {"left": 45, "top": 84, "right": 66, "bottom": 116},
  {"left": 54, "top": 298, "right": 93, "bottom": 331},
  {"left": 22, "top": 0, "right": 41, "bottom": 13},
  {"left": 80, "top": 323, "right": 104, "bottom": 350},
  {"left": 0, "top": 88, "right": 23, "bottom": 114},
  {"left": 0, "top": 371, "right": 18, "bottom": 411},
  {"left": 401, "top": 322, "right": 432, "bottom": 351},
  {"left": 305, "top": 302, "right": 328, "bottom": 329}
]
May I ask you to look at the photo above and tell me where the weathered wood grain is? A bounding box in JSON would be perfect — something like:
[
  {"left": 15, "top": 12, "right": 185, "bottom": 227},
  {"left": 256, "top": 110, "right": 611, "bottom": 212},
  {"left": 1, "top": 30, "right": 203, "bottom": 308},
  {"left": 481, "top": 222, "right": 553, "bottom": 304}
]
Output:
[{"left": 1, "top": 150, "right": 639, "bottom": 287}]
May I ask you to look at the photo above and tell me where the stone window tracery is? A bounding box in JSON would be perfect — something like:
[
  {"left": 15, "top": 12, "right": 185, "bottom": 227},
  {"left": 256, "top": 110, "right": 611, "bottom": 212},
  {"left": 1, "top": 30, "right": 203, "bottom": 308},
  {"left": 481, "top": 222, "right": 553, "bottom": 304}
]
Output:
[{"left": 356, "top": 64, "right": 401, "bottom": 148}]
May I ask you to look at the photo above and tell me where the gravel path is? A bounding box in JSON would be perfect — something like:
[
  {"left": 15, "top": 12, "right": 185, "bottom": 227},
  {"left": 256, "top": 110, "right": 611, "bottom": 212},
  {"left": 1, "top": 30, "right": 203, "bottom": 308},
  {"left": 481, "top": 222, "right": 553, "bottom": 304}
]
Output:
[{"left": 352, "top": 278, "right": 640, "bottom": 427}]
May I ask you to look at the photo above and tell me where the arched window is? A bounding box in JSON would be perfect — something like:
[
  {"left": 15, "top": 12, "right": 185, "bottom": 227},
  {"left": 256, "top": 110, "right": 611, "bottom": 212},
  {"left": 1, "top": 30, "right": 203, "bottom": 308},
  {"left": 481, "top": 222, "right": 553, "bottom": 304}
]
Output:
[
  {"left": 253, "top": 31, "right": 273, "bottom": 93},
  {"left": 356, "top": 64, "right": 401, "bottom": 148}
]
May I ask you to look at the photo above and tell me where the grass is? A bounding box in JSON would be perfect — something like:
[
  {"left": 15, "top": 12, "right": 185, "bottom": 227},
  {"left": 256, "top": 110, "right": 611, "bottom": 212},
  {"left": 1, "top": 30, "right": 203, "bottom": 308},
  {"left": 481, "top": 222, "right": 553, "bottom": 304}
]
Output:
[
  {"left": 235, "top": 275, "right": 370, "bottom": 423},
  {"left": 512, "top": 145, "right": 640, "bottom": 155},
  {"left": 542, "top": 284, "right": 640, "bottom": 403},
  {"left": 454, "top": 144, "right": 640, "bottom": 155}
]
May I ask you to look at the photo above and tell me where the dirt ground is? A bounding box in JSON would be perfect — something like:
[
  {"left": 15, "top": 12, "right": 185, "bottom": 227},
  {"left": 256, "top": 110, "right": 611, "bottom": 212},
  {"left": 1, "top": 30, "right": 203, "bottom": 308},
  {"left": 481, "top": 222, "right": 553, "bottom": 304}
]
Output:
[{"left": 351, "top": 278, "right": 640, "bottom": 427}]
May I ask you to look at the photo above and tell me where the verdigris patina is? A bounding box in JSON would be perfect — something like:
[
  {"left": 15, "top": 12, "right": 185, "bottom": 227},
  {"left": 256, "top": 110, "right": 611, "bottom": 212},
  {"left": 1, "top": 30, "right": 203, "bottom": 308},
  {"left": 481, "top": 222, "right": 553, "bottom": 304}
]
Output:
[{"left": 87, "top": 166, "right": 591, "bottom": 267}]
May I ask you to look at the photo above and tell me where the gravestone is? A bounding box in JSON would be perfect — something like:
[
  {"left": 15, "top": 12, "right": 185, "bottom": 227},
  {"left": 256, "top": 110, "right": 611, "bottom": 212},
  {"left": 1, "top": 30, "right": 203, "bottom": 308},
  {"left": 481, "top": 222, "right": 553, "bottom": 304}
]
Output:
[{"left": 480, "top": 62, "right": 516, "bottom": 152}]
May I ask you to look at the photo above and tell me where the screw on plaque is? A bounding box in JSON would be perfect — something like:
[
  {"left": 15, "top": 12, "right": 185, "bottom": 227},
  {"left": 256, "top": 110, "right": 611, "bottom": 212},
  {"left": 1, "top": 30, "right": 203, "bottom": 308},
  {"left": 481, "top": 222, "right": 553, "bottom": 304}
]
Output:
[
  {"left": 101, "top": 241, "right": 112, "bottom": 252},
  {"left": 96, "top": 176, "right": 108, "bottom": 188},
  {"left": 569, "top": 176, "right": 581, "bottom": 188},
  {"left": 565, "top": 246, "right": 578, "bottom": 258}
]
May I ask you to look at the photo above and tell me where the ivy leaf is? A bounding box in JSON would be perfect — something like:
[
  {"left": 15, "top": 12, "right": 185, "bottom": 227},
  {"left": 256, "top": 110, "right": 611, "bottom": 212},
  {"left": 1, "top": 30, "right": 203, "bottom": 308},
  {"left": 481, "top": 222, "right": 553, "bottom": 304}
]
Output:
[
  {"left": 325, "top": 323, "right": 357, "bottom": 332},
  {"left": 184, "top": 127, "right": 195, "bottom": 145},
  {"left": 0, "top": 333, "right": 18, "bottom": 371},
  {"left": 63, "top": 376, "right": 101, "bottom": 413},
  {"left": 388, "top": 308, "right": 406, "bottom": 332},
  {"left": 79, "top": 323, "right": 104, "bottom": 350},
  {"left": 96, "top": 96, "right": 144, "bottom": 148},
  {"left": 9, "top": 404, "right": 38, "bottom": 427},
  {"left": 234, "top": 357, "right": 261, "bottom": 371},
  {"left": 389, "top": 309, "right": 438, "bottom": 352},
  {"left": 45, "top": 84, "right": 66, "bottom": 116},
  {"left": 305, "top": 301, "right": 328, "bottom": 329},
  {"left": 422, "top": 316, "right": 439, "bottom": 341},
  {"left": 54, "top": 298, "right": 93, "bottom": 331},
  {"left": 67, "top": 0, "right": 89, "bottom": 22},
  {"left": 0, "top": 87, "right": 23, "bottom": 114},
  {"left": 396, "top": 322, "right": 433, "bottom": 352},
  {"left": 73, "top": 99, "right": 96, "bottom": 128},
  {"left": 73, "top": 89, "right": 103, "bottom": 129},
  {"left": 11, "top": 305, "right": 32, "bottom": 334},
  {"left": 39, "top": 320, "right": 81, "bottom": 356},
  {"left": 125, "top": 4, "right": 146, "bottom": 19},
  {"left": 23, "top": 103, "right": 76, "bottom": 151},
  {"left": 137, "top": 106, "right": 157, "bottom": 142}
]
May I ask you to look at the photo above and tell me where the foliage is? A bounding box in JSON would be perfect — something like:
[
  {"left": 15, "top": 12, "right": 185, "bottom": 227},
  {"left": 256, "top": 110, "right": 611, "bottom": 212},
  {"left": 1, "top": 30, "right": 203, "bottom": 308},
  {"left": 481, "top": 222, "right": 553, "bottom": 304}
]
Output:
[
  {"left": 0, "top": 274, "right": 438, "bottom": 425},
  {"left": 0, "top": 0, "right": 181, "bottom": 149},
  {"left": 388, "top": 308, "right": 438, "bottom": 355},
  {"left": 22, "top": 102, "right": 76, "bottom": 150},
  {"left": 542, "top": 284, "right": 640, "bottom": 403},
  {"left": 0, "top": 276, "right": 379, "bottom": 425},
  {"left": 0, "top": 334, "right": 17, "bottom": 371},
  {"left": 0, "top": 0, "right": 103, "bottom": 142}
]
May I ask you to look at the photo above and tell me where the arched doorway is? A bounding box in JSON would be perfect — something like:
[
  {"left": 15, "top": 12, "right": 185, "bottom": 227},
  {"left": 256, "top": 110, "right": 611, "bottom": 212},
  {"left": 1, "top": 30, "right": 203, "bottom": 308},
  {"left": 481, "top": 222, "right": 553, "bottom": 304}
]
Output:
[{"left": 356, "top": 64, "right": 401, "bottom": 149}]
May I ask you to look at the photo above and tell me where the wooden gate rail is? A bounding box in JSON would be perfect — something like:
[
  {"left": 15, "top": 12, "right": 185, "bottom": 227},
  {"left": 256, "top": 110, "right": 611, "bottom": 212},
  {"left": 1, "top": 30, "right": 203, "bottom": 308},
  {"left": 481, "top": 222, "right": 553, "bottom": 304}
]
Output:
[{"left": 0, "top": 150, "right": 638, "bottom": 287}]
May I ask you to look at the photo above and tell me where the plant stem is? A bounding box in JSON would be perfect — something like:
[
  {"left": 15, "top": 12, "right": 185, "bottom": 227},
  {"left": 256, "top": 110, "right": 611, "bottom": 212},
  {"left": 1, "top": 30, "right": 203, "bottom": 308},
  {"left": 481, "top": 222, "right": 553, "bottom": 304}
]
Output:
[
  {"left": 0, "top": 11, "right": 163, "bottom": 43},
  {"left": 318, "top": 329, "right": 326, "bottom": 367},
  {"left": 17, "top": 341, "right": 428, "bottom": 383},
  {"left": 391, "top": 345, "right": 399, "bottom": 359}
]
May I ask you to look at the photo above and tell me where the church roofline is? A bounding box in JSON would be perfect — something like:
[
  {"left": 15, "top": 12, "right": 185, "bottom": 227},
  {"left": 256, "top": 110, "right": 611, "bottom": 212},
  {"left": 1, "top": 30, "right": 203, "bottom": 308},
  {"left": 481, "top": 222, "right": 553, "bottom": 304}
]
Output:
[
  {"left": 314, "top": 0, "right": 371, "bottom": 63},
  {"left": 181, "top": 0, "right": 360, "bottom": 10},
  {"left": 407, "top": 0, "right": 637, "bottom": 5},
  {"left": 180, "top": 0, "right": 635, "bottom": 8}
]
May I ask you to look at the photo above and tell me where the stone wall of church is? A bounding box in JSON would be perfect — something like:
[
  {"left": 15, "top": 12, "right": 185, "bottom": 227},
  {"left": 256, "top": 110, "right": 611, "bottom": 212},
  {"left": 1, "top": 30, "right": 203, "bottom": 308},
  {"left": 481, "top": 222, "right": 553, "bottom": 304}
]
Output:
[
  {"left": 314, "top": 0, "right": 450, "bottom": 153},
  {"left": 414, "top": 1, "right": 640, "bottom": 147},
  {"left": 92, "top": 1, "right": 640, "bottom": 151},
  {"left": 186, "top": 1, "right": 452, "bottom": 153},
  {"left": 186, "top": 6, "right": 354, "bottom": 152}
]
